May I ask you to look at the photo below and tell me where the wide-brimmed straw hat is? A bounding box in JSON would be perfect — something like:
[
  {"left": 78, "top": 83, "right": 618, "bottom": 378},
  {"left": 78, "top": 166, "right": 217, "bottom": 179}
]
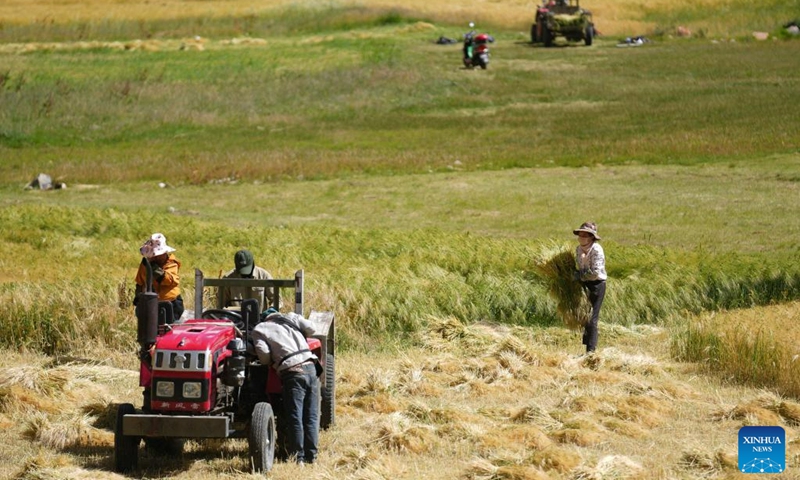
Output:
[
  {"left": 139, "top": 233, "right": 176, "bottom": 258},
  {"left": 573, "top": 222, "right": 601, "bottom": 240}
]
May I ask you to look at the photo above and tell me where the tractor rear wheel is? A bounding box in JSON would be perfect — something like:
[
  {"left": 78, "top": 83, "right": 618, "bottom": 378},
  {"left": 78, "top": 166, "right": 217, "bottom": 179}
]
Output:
[
  {"left": 543, "top": 26, "right": 553, "bottom": 47},
  {"left": 249, "top": 402, "right": 276, "bottom": 473},
  {"left": 320, "top": 353, "right": 336, "bottom": 429},
  {"left": 585, "top": 24, "right": 594, "bottom": 45},
  {"left": 114, "top": 403, "right": 140, "bottom": 472}
]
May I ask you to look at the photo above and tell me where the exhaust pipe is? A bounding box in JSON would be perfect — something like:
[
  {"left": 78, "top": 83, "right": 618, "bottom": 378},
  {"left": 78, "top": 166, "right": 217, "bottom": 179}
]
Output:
[
  {"left": 135, "top": 259, "right": 159, "bottom": 349},
  {"left": 136, "top": 292, "right": 159, "bottom": 347}
]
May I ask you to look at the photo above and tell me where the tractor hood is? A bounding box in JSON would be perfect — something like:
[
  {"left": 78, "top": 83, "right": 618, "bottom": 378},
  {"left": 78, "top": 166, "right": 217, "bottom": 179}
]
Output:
[
  {"left": 147, "top": 320, "right": 238, "bottom": 413},
  {"left": 155, "top": 320, "right": 237, "bottom": 352}
]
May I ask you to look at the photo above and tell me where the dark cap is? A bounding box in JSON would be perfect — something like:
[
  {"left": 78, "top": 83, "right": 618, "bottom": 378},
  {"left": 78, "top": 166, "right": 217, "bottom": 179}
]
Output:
[{"left": 234, "top": 249, "right": 255, "bottom": 275}]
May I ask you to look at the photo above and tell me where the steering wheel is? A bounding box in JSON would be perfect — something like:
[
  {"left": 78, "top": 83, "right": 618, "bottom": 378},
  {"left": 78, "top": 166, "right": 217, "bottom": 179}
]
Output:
[{"left": 201, "top": 309, "right": 245, "bottom": 331}]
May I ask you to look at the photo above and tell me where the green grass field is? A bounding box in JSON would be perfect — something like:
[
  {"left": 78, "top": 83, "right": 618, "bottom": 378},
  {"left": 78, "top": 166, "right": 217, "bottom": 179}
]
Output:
[
  {"left": 1, "top": 2, "right": 800, "bottom": 477},
  {"left": 2, "top": 35, "right": 799, "bottom": 183}
]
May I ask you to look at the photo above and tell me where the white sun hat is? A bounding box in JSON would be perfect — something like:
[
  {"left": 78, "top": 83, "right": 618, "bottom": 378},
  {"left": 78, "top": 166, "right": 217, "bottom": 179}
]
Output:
[{"left": 139, "top": 233, "right": 176, "bottom": 258}]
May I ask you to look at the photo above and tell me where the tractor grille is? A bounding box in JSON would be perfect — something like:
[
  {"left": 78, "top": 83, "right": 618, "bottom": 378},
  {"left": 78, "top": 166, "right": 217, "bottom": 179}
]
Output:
[{"left": 154, "top": 349, "right": 211, "bottom": 372}]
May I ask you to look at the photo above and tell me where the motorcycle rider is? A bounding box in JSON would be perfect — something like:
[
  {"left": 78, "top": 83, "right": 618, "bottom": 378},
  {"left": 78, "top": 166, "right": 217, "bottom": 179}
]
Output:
[
  {"left": 463, "top": 22, "right": 495, "bottom": 67},
  {"left": 463, "top": 22, "right": 477, "bottom": 63}
]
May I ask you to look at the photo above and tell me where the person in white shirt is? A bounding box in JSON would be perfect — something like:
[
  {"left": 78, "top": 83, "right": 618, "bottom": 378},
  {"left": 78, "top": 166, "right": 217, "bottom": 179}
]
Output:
[{"left": 573, "top": 221, "right": 607, "bottom": 354}]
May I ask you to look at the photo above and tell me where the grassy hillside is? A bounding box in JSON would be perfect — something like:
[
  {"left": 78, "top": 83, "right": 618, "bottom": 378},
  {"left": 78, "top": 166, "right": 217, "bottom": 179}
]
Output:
[
  {"left": 2, "top": 35, "right": 799, "bottom": 184},
  {"left": 1, "top": 3, "right": 799, "bottom": 185}
]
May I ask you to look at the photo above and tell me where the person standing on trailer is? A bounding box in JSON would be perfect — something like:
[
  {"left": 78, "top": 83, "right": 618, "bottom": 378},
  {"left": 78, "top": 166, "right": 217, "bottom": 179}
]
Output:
[{"left": 221, "top": 249, "right": 275, "bottom": 312}]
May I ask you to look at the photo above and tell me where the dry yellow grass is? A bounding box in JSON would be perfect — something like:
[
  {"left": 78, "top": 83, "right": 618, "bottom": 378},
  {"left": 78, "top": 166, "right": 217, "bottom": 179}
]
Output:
[
  {"left": 573, "top": 455, "right": 648, "bottom": 479},
  {"left": 0, "top": 0, "right": 733, "bottom": 36},
  {"left": 677, "top": 301, "right": 800, "bottom": 399},
  {"left": 466, "top": 458, "right": 551, "bottom": 480},
  {"left": 530, "top": 445, "right": 582, "bottom": 473},
  {"left": 0, "top": 0, "right": 284, "bottom": 24},
  {"left": 2, "top": 309, "right": 800, "bottom": 479},
  {"left": 701, "top": 302, "right": 800, "bottom": 351}
]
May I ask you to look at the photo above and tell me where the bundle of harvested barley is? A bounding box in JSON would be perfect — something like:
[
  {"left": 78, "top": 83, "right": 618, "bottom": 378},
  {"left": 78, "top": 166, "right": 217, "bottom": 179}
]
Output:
[{"left": 534, "top": 245, "right": 590, "bottom": 330}]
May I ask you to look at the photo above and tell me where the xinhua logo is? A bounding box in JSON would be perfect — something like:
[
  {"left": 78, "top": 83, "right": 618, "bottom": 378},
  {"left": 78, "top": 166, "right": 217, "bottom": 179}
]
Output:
[{"left": 738, "top": 426, "right": 786, "bottom": 474}]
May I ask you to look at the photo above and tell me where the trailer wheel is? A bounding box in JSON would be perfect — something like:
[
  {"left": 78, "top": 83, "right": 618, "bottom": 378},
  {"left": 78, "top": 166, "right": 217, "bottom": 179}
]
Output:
[
  {"left": 249, "top": 402, "right": 276, "bottom": 473},
  {"left": 320, "top": 353, "right": 336, "bottom": 429},
  {"left": 114, "top": 403, "right": 139, "bottom": 472}
]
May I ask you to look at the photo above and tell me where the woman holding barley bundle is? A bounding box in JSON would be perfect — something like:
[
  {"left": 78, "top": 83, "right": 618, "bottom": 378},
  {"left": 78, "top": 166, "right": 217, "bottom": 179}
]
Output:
[{"left": 573, "top": 221, "right": 606, "bottom": 354}]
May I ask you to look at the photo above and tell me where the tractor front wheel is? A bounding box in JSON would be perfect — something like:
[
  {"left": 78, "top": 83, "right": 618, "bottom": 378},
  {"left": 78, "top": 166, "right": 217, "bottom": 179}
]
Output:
[
  {"left": 249, "top": 402, "right": 276, "bottom": 473},
  {"left": 531, "top": 23, "right": 538, "bottom": 43},
  {"left": 114, "top": 403, "right": 140, "bottom": 472}
]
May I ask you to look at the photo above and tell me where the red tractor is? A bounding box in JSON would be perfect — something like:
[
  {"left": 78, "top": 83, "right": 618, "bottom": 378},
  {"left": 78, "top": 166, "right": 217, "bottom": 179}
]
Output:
[{"left": 115, "top": 266, "right": 335, "bottom": 473}]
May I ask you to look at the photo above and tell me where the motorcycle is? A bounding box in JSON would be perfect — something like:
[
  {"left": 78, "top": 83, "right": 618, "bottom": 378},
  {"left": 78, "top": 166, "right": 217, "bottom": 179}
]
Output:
[{"left": 463, "top": 23, "right": 495, "bottom": 70}]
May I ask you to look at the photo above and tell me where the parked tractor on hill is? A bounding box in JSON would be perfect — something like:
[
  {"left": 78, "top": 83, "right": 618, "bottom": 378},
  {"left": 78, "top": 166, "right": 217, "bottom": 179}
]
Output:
[
  {"left": 114, "top": 265, "right": 335, "bottom": 474},
  {"left": 531, "top": 0, "right": 595, "bottom": 47}
]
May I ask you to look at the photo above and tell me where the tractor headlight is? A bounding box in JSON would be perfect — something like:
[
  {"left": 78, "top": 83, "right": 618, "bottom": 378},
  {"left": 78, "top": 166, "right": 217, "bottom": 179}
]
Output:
[
  {"left": 182, "top": 381, "right": 202, "bottom": 399},
  {"left": 156, "top": 381, "right": 175, "bottom": 398}
]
